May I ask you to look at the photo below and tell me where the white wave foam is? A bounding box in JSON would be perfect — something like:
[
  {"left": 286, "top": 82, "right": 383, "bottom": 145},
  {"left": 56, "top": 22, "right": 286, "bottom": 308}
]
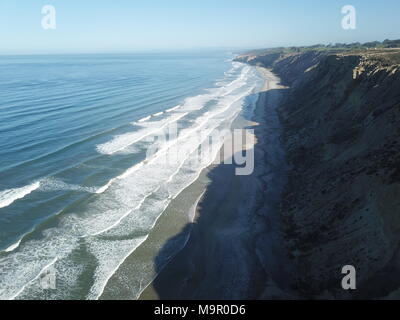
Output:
[
  {"left": 87, "top": 188, "right": 171, "bottom": 299},
  {"left": 96, "top": 67, "right": 255, "bottom": 196},
  {"left": 137, "top": 115, "right": 151, "bottom": 123},
  {"left": 0, "top": 61, "right": 264, "bottom": 300},
  {"left": 96, "top": 112, "right": 188, "bottom": 155},
  {"left": 94, "top": 120, "right": 236, "bottom": 299},
  {"left": 0, "top": 182, "right": 41, "bottom": 210},
  {"left": 136, "top": 106, "right": 180, "bottom": 124},
  {"left": 40, "top": 178, "right": 99, "bottom": 194},
  {"left": 86, "top": 236, "right": 149, "bottom": 300},
  {"left": 92, "top": 87, "right": 251, "bottom": 232},
  {"left": 67, "top": 81, "right": 254, "bottom": 298},
  {"left": 0, "top": 226, "right": 76, "bottom": 300},
  {"left": 8, "top": 258, "right": 58, "bottom": 300},
  {"left": 166, "top": 105, "right": 180, "bottom": 112},
  {"left": 4, "top": 238, "right": 22, "bottom": 253}
]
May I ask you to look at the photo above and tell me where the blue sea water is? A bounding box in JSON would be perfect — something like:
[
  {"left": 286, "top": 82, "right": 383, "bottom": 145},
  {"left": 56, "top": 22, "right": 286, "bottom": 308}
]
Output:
[{"left": 0, "top": 52, "right": 263, "bottom": 299}]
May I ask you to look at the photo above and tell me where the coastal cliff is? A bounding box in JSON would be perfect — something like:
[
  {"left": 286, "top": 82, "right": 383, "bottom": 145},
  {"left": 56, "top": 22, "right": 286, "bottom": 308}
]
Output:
[{"left": 237, "top": 48, "right": 400, "bottom": 298}]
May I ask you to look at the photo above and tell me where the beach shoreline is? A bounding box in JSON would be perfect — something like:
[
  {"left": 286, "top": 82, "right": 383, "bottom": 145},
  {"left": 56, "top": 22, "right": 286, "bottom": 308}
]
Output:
[
  {"left": 97, "top": 65, "right": 286, "bottom": 300},
  {"left": 136, "top": 66, "right": 289, "bottom": 300}
]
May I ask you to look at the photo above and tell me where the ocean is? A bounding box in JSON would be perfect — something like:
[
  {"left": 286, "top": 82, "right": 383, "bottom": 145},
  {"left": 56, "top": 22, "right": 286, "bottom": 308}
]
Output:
[{"left": 0, "top": 52, "right": 264, "bottom": 299}]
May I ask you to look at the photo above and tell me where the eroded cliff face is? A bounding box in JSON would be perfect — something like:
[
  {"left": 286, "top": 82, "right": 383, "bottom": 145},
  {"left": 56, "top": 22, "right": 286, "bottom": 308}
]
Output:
[
  {"left": 235, "top": 50, "right": 328, "bottom": 86},
  {"left": 238, "top": 50, "right": 400, "bottom": 299}
]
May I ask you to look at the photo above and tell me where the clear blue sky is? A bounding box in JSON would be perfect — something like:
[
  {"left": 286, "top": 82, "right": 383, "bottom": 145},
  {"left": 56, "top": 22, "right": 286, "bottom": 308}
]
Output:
[{"left": 0, "top": 0, "right": 399, "bottom": 54}]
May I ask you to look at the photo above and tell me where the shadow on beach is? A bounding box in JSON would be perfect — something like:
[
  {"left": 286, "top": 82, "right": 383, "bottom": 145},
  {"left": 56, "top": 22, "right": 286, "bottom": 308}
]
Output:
[{"left": 141, "top": 87, "right": 292, "bottom": 300}]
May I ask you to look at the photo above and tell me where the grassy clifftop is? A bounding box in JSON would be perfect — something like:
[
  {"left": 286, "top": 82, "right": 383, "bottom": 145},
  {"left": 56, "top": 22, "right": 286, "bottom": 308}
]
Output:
[{"left": 235, "top": 43, "right": 400, "bottom": 85}]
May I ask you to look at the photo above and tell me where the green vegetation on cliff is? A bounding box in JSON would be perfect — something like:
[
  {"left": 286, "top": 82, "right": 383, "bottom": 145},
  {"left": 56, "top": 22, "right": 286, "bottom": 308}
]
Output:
[{"left": 239, "top": 39, "right": 400, "bottom": 57}]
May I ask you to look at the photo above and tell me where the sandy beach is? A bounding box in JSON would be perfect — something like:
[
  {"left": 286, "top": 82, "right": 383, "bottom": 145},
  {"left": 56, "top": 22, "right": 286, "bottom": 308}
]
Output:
[
  {"left": 95, "top": 66, "right": 287, "bottom": 300},
  {"left": 135, "top": 67, "right": 291, "bottom": 300}
]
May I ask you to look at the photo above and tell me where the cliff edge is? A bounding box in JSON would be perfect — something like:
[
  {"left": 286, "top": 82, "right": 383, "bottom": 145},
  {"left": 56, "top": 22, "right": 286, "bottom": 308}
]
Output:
[{"left": 236, "top": 48, "right": 400, "bottom": 299}]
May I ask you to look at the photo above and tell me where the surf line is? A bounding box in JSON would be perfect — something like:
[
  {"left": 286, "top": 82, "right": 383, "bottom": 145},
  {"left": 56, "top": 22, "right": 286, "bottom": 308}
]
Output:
[
  {"left": 138, "top": 105, "right": 180, "bottom": 123},
  {"left": 91, "top": 76, "right": 255, "bottom": 299},
  {"left": 95, "top": 66, "right": 255, "bottom": 196},
  {"left": 96, "top": 83, "right": 254, "bottom": 195},
  {"left": 0, "top": 181, "right": 41, "bottom": 209},
  {"left": 92, "top": 136, "right": 217, "bottom": 299},
  {"left": 88, "top": 234, "right": 149, "bottom": 300},
  {"left": 8, "top": 257, "right": 58, "bottom": 300},
  {"left": 4, "top": 238, "right": 22, "bottom": 253},
  {"left": 90, "top": 124, "right": 215, "bottom": 237},
  {"left": 98, "top": 112, "right": 188, "bottom": 155}
]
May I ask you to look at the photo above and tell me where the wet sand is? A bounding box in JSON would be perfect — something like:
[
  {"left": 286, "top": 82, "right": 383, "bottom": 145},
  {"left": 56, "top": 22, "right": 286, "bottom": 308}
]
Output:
[{"left": 137, "top": 67, "right": 290, "bottom": 300}]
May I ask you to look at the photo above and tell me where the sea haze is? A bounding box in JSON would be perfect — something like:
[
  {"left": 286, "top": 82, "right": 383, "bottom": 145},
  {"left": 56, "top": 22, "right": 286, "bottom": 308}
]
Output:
[{"left": 0, "top": 52, "right": 264, "bottom": 299}]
